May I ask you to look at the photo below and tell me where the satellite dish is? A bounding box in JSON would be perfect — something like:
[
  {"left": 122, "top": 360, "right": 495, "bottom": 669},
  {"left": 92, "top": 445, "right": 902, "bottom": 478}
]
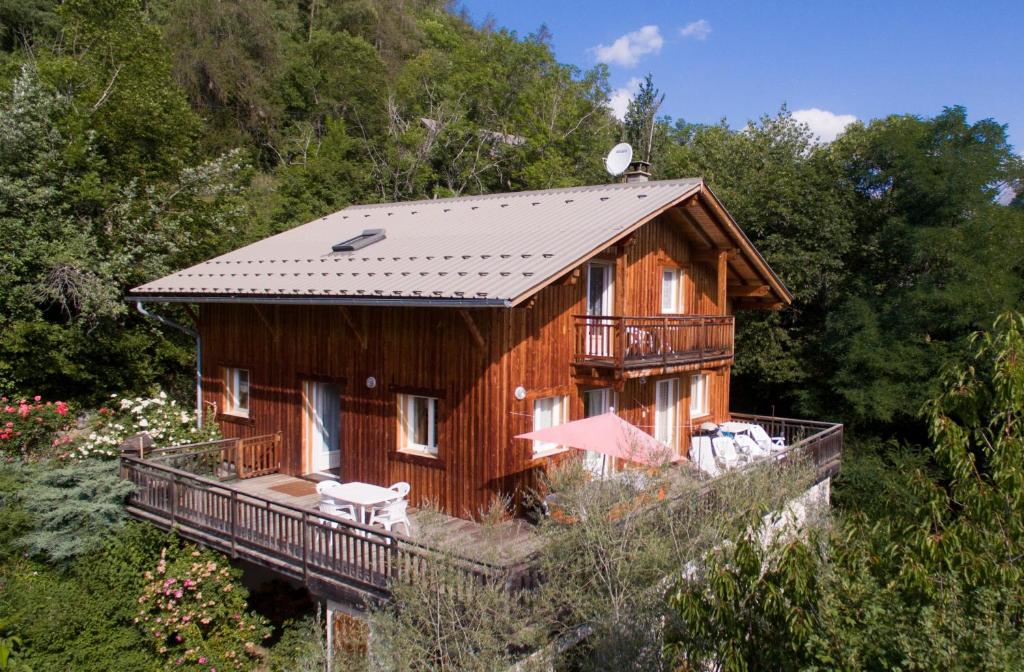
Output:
[{"left": 605, "top": 142, "right": 633, "bottom": 176}]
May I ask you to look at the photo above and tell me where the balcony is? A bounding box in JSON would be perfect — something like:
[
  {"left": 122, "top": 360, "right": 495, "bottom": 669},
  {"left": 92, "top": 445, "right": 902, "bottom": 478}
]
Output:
[{"left": 573, "top": 315, "right": 734, "bottom": 377}]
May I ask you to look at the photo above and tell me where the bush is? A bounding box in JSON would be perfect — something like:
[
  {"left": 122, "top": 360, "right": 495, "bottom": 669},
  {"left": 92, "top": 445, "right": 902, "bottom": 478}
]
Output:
[
  {"left": 0, "top": 395, "right": 72, "bottom": 459},
  {"left": 76, "top": 389, "right": 218, "bottom": 458},
  {"left": 136, "top": 546, "right": 272, "bottom": 670},
  {"left": 16, "top": 458, "right": 135, "bottom": 563}
]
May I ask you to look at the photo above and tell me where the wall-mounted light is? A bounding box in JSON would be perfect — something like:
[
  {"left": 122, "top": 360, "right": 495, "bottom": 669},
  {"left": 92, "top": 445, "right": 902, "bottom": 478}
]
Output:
[
  {"left": 366, "top": 376, "right": 377, "bottom": 389},
  {"left": 514, "top": 386, "right": 527, "bottom": 400}
]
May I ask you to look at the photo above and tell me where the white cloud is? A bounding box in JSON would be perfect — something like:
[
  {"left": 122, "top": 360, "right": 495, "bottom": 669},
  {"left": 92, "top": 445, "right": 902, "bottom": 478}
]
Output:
[
  {"left": 680, "top": 19, "right": 712, "bottom": 40},
  {"left": 591, "top": 25, "right": 663, "bottom": 67},
  {"left": 791, "top": 108, "right": 857, "bottom": 143},
  {"left": 608, "top": 77, "right": 643, "bottom": 121}
]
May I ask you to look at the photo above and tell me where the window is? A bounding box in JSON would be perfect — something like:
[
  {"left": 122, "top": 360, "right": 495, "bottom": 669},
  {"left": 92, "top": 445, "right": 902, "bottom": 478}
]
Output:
[
  {"left": 655, "top": 378, "right": 679, "bottom": 449},
  {"left": 223, "top": 367, "right": 250, "bottom": 417},
  {"left": 398, "top": 394, "right": 438, "bottom": 456},
  {"left": 583, "top": 388, "right": 614, "bottom": 418},
  {"left": 532, "top": 395, "right": 567, "bottom": 456},
  {"left": 661, "top": 268, "right": 683, "bottom": 313},
  {"left": 690, "top": 373, "right": 709, "bottom": 417},
  {"left": 332, "top": 228, "right": 386, "bottom": 252}
]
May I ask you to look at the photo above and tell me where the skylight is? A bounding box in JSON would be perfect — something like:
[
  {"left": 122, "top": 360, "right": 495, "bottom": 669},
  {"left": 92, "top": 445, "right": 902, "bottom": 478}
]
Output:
[{"left": 332, "top": 229, "right": 386, "bottom": 252}]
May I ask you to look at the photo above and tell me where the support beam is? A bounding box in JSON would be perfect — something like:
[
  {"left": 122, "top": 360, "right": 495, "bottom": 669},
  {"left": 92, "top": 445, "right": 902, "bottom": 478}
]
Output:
[
  {"left": 727, "top": 284, "right": 771, "bottom": 298},
  {"left": 733, "top": 299, "right": 786, "bottom": 311},
  {"left": 338, "top": 306, "right": 367, "bottom": 350},
  {"left": 716, "top": 250, "right": 728, "bottom": 316},
  {"left": 559, "top": 268, "right": 580, "bottom": 286},
  {"left": 692, "top": 248, "right": 739, "bottom": 264},
  {"left": 458, "top": 309, "right": 486, "bottom": 351}
]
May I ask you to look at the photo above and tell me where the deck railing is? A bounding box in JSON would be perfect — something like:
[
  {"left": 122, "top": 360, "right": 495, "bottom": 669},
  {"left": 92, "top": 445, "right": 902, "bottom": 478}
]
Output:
[
  {"left": 730, "top": 413, "right": 843, "bottom": 481},
  {"left": 573, "top": 315, "right": 734, "bottom": 371},
  {"left": 142, "top": 433, "right": 282, "bottom": 480},
  {"left": 120, "top": 455, "right": 536, "bottom": 601}
]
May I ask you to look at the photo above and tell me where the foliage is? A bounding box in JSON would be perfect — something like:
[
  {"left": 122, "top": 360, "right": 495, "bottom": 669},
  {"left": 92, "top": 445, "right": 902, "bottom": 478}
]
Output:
[
  {"left": 622, "top": 73, "right": 665, "bottom": 166},
  {"left": 15, "top": 459, "right": 135, "bottom": 563},
  {"left": 77, "top": 389, "right": 219, "bottom": 459},
  {"left": 664, "top": 313, "right": 1024, "bottom": 670},
  {"left": 136, "top": 546, "right": 271, "bottom": 671},
  {"left": 0, "top": 395, "right": 71, "bottom": 458}
]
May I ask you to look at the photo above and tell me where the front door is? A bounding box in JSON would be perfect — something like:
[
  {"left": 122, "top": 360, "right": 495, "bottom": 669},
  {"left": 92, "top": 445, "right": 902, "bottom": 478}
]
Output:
[
  {"left": 303, "top": 381, "right": 341, "bottom": 473},
  {"left": 586, "top": 261, "right": 614, "bottom": 356},
  {"left": 583, "top": 388, "right": 614, "bottom": 477}
]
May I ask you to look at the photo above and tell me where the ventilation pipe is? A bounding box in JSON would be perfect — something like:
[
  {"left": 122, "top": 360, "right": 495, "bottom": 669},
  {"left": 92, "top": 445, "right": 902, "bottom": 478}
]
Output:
[{"left": 135, "top": 302, "right": 203, "bottom": 429}]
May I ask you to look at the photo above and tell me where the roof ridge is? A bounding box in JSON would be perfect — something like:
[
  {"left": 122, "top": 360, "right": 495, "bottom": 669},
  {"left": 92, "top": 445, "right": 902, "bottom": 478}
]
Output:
[{"left": 343, "top": 178, "right": 703, "bottom": 211}]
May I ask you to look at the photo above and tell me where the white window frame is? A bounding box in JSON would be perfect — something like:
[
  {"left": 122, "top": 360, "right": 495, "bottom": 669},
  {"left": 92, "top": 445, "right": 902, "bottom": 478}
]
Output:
[
  {"left": 398, "top": 394, "right": 438, "bottom": 457},
  {"left": 223, "top": 367, "right": 250, "bottom": 417},
  {"left": 654, "top": 378, "right": 679, "bottom": 450},
  {"left": 583, "top": 388, "right": 615, "bottom": 418},
  {"left": 532, "top": 395, "right": 567, "bottom": 456},
  {"left": 661, "top": 267, "right": 683, "bottom": 314},
  {"left": 690, "top": 373, "right": 709, "bottom": 418}
]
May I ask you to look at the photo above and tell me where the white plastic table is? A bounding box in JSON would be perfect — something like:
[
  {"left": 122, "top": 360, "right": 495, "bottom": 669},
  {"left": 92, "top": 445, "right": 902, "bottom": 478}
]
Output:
[{"left": 328, "top": 481, "right": 400, "bottom": 525}]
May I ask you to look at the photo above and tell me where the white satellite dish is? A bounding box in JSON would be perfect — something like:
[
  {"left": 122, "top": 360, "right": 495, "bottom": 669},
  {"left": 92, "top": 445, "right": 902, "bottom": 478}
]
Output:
[{"left": 605, "top": 142, "right": 633, "bottom": 176}]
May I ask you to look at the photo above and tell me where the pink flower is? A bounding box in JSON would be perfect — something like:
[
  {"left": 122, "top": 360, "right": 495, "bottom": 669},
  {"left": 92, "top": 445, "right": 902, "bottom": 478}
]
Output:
[
  {"left": 198, "top": 657, "right": 207, "bottom": 664},
  {"left": 56, "top": 401, "right": 68, "bottom": 416},
  {"left": 17, "top": 404, "right": 29, "bottom": 418},
  {"left": 33, "top": 395, "right": 41, "bottom": 402}
]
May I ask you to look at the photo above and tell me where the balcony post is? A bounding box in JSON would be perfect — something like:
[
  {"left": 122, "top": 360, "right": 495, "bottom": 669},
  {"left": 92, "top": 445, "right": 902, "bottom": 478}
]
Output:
[{"left": 616, "top": 318, "right": 625, "bottom": 368}]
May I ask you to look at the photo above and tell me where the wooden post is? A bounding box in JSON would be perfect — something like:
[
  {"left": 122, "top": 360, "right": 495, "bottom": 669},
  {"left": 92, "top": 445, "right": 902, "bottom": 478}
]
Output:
[
  {"left": 662, "top": 317, "right": 669, "bottom": 365},
  {"left": 300, "top": 512, "right": 309, "bottom": 583},
  {"left": 717, "top": 249, "right": 728, "bottom": 315},
  {"left": 230, "top": 490, "right": 238, "bottom": 558},
  {"left": 169, "top": 474, "right": 178, "bottom": 525},
  {"left": 616, "top": 319, "right": 626, "bottom": 368}
]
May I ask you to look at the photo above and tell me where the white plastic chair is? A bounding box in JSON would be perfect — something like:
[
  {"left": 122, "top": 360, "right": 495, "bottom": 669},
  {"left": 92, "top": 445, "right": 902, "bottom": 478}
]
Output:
[
  {"left": 368, "top": 499, "right": 412, "bottom": 535},
  {"left": 690, "top": 436, "right": 720, "bottom": 477},
  {"left": 387, "top": 481, "right": 411, "bottom": 498},
  {"left": 712, "top": 436, "right": 743, "bottom": 469},
  {"left": 315, "top": 481, "right": 356, "bottom": 521},
  {"left": 747, "top": 425, "right": 785, "bottom": 452}
]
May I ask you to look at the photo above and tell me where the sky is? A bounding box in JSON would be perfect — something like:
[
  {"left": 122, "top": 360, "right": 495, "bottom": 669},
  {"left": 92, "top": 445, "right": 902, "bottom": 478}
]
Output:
[{"left": 459, "top": 1, "right": 1023, "bottom": 149}]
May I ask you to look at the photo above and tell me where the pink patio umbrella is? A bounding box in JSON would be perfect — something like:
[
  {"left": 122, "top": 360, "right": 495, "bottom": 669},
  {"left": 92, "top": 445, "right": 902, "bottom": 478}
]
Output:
[{"left": 515, "top": 412, "right": 683, "bottom": 468}]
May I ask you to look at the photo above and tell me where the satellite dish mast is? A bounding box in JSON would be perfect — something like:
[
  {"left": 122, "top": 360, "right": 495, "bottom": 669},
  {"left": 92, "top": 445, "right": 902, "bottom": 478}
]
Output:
[{"left": 605, "top": 142, "right": 633, "bottom": 177}]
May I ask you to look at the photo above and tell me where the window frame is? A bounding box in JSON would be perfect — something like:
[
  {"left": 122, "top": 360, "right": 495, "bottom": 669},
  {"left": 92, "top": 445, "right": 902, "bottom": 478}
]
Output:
[
  {"left": 654, "top": 378, "right": 679, "bottom": 450},
  {"left": 689, "top": 372, "right": 709, "bottom": 418},
  {"left": 532, "top": 395, "right": 568, "bottom": 457},
  {"left": 398, "top": 393, "right": 439, "bottom": 457},
  {"left": 222, "top": 366, "right": 250, "bottom": 418},
  {"left": 660, "top": 267, "right": 684, "bottom": 314}
]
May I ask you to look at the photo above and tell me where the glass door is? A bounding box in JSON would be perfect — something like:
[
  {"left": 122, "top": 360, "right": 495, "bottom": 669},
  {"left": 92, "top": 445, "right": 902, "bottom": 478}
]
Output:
[
  {"left": 586, "top": 261, "right": 614, "bottom": 356},
  {"left": 583, "top": 388, "right": 614, "bottom": 477},
  {"left": 304, "top": 381, "right": 341, "bottom": 473}
]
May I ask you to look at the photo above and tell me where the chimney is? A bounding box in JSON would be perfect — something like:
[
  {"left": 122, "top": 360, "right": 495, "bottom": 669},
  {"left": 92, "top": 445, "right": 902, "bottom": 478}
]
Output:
[{"left": 622, "top": 160, "right": 651, "bottom": 183}]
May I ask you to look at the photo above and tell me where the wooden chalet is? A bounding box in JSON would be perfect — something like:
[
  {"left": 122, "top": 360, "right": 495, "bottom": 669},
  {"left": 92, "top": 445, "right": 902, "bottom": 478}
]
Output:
[{"left": 128, "top": 177, "right": 797, "bottom": 519}]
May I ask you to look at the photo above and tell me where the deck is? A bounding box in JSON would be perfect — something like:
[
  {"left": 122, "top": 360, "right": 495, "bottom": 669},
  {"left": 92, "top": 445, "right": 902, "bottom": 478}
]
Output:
[{"left": 120, "top": 413, "right": 841, "bottom": 605}]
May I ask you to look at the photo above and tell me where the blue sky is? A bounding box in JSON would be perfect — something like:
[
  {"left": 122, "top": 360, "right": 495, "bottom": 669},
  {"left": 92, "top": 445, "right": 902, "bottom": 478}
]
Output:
[{"left": 460, "top": 1, "right": 1023, "bottom": 149}]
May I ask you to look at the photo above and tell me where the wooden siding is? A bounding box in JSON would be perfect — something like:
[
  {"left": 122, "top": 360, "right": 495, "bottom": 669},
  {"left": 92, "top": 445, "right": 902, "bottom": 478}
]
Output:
[{"left": 200, "top": 204, "right": 737, "bottom": 518}]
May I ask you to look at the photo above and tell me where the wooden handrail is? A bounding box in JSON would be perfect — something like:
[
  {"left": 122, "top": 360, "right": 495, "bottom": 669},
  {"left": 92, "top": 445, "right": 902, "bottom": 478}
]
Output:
[{"left": 573, "top": 314, "right": 734, "bottom": 370}]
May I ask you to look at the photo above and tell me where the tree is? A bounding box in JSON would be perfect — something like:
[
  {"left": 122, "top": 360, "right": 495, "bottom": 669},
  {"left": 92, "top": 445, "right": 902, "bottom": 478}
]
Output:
[{"left": 622, "top": 74, "right": 665, "bottom": 168}]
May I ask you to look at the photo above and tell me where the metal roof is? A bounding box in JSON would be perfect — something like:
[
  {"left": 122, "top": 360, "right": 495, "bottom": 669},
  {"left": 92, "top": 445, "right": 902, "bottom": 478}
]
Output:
[{"left": 131, "top": 179, "right": 710, "bottom": 306}]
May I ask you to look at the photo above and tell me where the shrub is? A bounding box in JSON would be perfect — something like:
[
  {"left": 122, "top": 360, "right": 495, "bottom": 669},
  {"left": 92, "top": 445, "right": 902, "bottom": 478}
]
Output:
[
  {"left": 0, "top": 395, "right": 72, "bottom": 459},
  {"left": 136, "top": 546, "right": 272, "bottom": 671},
  {"left": 16, "top": 459, "right": 136, "bottom": 563},
  {"left": 75, "top": 389, "right": 218, "bottom": 459}
]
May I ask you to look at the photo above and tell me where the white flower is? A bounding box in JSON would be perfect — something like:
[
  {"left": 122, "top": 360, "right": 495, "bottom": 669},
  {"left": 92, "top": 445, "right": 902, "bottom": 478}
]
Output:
[
  {"left": 137, "top": 418, "right": 149, "bottom": 428},
  {"left": 159, "top": 390, "right": 167, "bottom": 399}
]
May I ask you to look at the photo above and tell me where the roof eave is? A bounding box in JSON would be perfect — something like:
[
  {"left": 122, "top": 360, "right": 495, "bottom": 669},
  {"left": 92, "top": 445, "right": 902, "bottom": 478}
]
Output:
[{"left": 126, "top": 293, "right": 512, "bottom": 308}]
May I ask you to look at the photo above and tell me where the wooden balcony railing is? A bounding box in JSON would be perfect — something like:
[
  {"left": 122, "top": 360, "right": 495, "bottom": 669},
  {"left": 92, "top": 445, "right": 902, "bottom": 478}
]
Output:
[
  {"left": 573, "top": 315, "right": 734, "bottom": 371},
  {"left": 142, "top": 433, "right": 282, "bottom": 480},
  {"left": 730, "top": 413, "right": 843, "bottom": 481},
  {"left": 119, "top": 455, "right": 538, "bottom": 602}
]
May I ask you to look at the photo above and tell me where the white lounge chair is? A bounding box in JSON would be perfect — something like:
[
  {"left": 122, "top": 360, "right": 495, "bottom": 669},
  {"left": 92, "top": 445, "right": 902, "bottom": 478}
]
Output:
[
  {"left": 746, "top": 425, "right": 786, "bottom": 452},
  {"left": 690, "top": 436, "right": 720, "bottom": 477},
  {"left": 368, "top": 499, "right": 412, "bottom": 535},
  {"left": 712, "top": 436, "right": 744, "bottom": 469},
  {"left": 734, "top": 433, "right": 768, "bottom": 458}
]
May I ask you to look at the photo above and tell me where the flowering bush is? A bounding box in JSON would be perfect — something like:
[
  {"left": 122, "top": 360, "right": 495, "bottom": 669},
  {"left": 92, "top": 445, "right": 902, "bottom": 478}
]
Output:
[
  {"left": 0, "top": 395, "right": 73, "bottom": 459},
  {"left": 136, "top": 546, "right": 271, "bottom": 671},
  {"left": 75, "top": 390, "right": 219, "bottom": 459}
]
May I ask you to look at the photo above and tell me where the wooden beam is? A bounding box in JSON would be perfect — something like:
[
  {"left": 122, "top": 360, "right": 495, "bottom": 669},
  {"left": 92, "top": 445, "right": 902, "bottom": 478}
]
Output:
[
  {"left": 673, "top": 206, "right": 718, "bottom": 250},
  {"left": 716, "top": 250, "right": 728, "bottom": 316},
  {"left": 338, "top": 306, "right": 367, "bottom": 350},
  {"left": 727, "top": 284, "right": 771, "bottom": 297},
  {"left": 559, "top": 268, "right": 581, "bottom": 286},
  {"left": 692, "top": 247, "right": 739, "bottom": 264},
  {"left": 733, "top": 299, "right": 786, "bottom": 311},
  {"left": 458, "top": 309, "right": 486, "bottom": 352}
]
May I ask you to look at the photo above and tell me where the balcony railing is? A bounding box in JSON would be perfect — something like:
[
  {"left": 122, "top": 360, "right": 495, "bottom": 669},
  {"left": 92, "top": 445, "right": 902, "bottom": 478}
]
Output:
[{"left": 573, "top": 315, "right": 734, "bottom": 371}]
